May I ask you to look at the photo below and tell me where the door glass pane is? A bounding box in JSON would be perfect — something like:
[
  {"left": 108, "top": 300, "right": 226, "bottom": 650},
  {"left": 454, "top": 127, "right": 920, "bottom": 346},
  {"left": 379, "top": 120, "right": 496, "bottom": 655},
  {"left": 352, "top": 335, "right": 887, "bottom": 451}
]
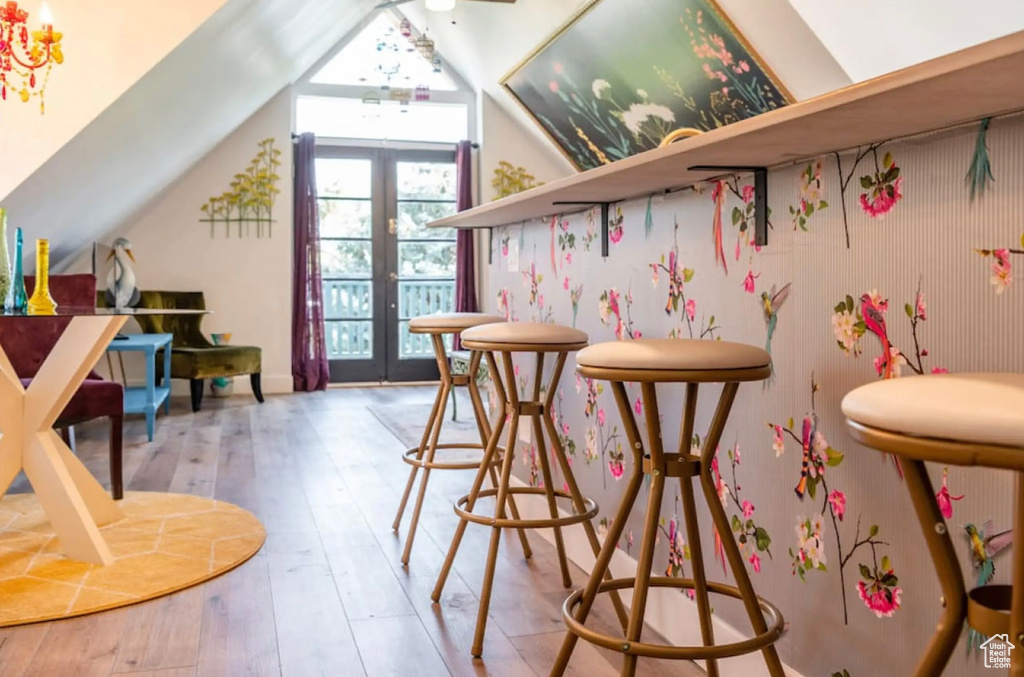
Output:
[
  {"left": 398, "top": 241, "right": 456, "bottom": 278},
  {"left": 397, "top": 280, "right": 455, "bottom": 318},
  {"left": 396, "top": 162, "right": 458, "bottom": 200},
  {"left": 325, "top": 320, "right": 373, "bottom": 360},
  {"left": 317, "top": 158, "right": 372, "bottom": 198},
  {"left": 297, "top": 97, "right": 469, "bottom": 144},
  {"left": 320, "top": 199, "right": 372, "bottom": 238},
  {"left": 397, "top": 202, "right": 456, "bottom": 240},
  {"left": 398, "top": 321, "right": 451, "bottom": 360},
  {"left": 324, "top": 279, "right": 372, "bottom": 319},
  {"left": 322, "top": 240, "right": 373, "bottom": 277}
]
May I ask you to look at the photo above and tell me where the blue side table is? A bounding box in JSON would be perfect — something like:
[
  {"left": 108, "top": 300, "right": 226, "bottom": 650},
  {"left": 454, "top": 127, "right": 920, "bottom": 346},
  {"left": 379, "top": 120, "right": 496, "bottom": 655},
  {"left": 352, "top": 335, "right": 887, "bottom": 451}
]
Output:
[{"left": 106, "top": 333, "right": 173, "bottom": 441}]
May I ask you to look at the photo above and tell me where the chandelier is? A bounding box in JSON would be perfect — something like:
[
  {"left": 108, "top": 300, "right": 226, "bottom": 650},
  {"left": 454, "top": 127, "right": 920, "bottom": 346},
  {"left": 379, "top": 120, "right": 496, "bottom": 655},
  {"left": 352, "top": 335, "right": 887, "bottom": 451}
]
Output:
[{"left": 0, "top": 1, "right": 63, "bottom": 113}]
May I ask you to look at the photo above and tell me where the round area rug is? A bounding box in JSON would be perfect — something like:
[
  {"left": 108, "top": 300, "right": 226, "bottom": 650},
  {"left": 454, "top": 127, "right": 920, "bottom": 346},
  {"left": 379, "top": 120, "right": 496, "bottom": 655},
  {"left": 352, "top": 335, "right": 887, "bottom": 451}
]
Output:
[{"left": 0, "top": 491, "right": 265, "bottom": 627}]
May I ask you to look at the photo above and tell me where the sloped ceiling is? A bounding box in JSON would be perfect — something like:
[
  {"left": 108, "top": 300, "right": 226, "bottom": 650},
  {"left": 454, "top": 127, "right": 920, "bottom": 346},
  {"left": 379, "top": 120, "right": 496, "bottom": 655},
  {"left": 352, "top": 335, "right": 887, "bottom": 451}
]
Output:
[{"left": 4, "top": 0, "right": 379, "bottom": 266}]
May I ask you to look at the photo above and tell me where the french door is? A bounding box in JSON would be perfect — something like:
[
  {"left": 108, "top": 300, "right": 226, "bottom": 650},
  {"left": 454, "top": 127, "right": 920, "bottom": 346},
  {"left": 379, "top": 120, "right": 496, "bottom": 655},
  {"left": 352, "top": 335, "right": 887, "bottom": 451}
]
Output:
[{"left": 316, "top": 146, "right": 458, "bottom": 383}]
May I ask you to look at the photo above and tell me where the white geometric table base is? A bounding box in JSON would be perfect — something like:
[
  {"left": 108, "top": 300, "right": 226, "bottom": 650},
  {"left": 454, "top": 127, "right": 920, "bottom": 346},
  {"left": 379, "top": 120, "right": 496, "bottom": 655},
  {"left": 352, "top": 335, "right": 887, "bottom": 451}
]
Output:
[{"left": 0, "top": 315, "right": 127, "bottom": 565}]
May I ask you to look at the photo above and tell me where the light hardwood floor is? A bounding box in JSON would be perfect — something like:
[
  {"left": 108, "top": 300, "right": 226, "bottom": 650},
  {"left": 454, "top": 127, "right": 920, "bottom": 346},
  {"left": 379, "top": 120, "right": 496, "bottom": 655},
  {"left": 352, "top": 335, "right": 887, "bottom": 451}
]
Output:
[{"left": 0, "top": 387, "right": 700, "bottom": 677}]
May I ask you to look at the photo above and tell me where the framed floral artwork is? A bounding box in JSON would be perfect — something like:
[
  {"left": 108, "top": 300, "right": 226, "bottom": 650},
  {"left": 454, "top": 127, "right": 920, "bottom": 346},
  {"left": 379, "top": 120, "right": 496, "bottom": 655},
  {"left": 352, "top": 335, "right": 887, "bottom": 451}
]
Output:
[{"left": 501, "top": 0, "right": 793, "bottom": 171}]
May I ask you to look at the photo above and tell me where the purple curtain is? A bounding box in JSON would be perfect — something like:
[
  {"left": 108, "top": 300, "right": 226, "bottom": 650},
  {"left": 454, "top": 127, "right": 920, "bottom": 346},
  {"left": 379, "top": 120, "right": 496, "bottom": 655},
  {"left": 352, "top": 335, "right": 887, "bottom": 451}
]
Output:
[
  {"left": 292, "top": 133, "right": 330, "bottom": 391},
  {"left": 454, "top": 140, "right": 478, "bottom": 314}
]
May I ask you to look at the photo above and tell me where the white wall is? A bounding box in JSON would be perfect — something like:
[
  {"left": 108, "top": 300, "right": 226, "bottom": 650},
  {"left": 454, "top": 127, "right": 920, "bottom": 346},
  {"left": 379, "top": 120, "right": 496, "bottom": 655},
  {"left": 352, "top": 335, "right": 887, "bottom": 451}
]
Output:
[
  {"left": 0, "top": 0, "right": 227, "bottom": 200},
  {"left": 99, "top": 89, "right": 294, "bottom": 396},
  {"left": 788, "top": 0, "right": 1024, "bottom": 82}
]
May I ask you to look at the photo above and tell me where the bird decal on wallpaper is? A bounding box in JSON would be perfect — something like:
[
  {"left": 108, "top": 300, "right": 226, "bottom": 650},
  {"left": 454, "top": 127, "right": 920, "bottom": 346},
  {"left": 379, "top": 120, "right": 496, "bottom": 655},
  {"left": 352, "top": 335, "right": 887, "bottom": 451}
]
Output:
[
  {"left": 105, "top": 237, "right": 140, "bottom": 309},
  {"left": 711, "top": 181, "right": 728, "bottom": 273},
  {"left": 964, "top": 521, "right": 1013, "bottom": 652},
  {"left": 761, "top": 282, "right": 791, "bottom": 382},
  {"left": 794, "top": 412, "right": 817, "bottom": 499},
  {"left": 860, "top": 293, "right": 894, "bottom": 379}
]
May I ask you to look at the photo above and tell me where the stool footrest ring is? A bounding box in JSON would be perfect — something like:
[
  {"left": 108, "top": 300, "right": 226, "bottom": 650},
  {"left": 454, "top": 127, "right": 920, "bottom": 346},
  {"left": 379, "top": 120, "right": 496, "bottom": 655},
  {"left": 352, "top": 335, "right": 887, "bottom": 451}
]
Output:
[
  {"left": 967, "top": 585, "right": 1012, "bottom": 638},
  {"left": 402, "top": 445, "right": 506, "bottom": 471},
  {"left": 563, "top": 576, "right": 784, "bottom": 660},
  {"left": 455, "top": 487, "right": 598, "bottom": 529}
]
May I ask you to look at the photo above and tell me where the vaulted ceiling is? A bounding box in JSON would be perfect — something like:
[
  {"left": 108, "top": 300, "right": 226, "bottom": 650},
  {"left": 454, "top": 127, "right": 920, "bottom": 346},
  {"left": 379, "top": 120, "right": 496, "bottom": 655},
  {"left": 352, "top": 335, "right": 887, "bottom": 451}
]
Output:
[{"left": 2, "top": 0, "right": 1022, "bottom": 267}]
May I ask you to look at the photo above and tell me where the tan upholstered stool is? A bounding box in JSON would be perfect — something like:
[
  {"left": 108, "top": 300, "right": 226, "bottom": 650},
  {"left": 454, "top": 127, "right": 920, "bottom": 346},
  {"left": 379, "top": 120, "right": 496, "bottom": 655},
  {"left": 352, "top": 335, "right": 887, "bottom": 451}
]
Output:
[
  {"left": 392, "top": 312, "right": 531, "bottom": 566},
  {"left": 843, "top": 374, "right": 1024, "bottom": 677},
  {"left": 553, "top": 338, "right": 785, "bottom": 677},
  {"left": 431, "top": 321, "right": 628, "bottom": 657}
]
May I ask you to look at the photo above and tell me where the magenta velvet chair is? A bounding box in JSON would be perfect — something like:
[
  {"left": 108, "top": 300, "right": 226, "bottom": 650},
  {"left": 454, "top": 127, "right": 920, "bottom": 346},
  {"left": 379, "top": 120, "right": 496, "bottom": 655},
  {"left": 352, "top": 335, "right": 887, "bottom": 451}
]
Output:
[{"left": 0, "top": 274, "right": 125, "bottom": 499}]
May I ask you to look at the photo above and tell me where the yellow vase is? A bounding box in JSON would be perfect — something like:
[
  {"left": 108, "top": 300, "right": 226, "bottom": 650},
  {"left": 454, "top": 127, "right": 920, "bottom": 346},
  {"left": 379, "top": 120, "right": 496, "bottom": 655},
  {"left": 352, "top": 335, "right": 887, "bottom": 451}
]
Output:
[{"left": 27, "top": 238, "right": 57, "bottom": 315}]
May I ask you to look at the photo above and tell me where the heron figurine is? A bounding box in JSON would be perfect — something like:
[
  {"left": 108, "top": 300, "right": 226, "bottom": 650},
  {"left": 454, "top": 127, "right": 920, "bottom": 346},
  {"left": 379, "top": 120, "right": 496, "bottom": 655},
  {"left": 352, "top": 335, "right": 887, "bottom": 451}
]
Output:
[{"left": 105, "top": 238, "right": 140, "bottom": 309}]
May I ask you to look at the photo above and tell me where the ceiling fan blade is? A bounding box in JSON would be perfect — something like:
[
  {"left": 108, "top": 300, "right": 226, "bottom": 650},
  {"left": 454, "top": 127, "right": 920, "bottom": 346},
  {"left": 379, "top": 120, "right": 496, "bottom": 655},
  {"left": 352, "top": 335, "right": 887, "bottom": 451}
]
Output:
[{"left": 376, "top": 0, "right": 414, "bottom": 8}]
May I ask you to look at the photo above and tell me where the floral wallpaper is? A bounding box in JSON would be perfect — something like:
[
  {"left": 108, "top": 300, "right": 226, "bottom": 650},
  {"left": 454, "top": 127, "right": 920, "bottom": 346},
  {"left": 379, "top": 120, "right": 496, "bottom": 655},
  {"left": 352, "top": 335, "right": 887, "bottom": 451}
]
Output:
[{"left": 485, "top": 114, "right": 1024, "bottom": 677}]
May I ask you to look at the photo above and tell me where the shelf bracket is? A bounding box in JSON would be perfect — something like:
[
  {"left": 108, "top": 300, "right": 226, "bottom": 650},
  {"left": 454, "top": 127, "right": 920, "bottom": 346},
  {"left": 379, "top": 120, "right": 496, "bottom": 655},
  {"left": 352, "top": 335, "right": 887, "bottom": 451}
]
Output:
[
  {"left": 689, "top": 166, "right": 769, "bottom": 246},
  {"left": 552, "top": 201, "right": 618, "bottom": 257}
]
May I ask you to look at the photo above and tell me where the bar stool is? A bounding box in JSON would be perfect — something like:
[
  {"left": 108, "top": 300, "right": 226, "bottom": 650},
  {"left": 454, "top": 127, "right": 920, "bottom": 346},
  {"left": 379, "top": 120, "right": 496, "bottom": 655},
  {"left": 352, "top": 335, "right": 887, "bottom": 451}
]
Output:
[
  {"left": 431, "top": 321, "right": 629, "bottom": 657},
  {"left": 392, "top": 311, "right": 531, "bottom": 566},
  {"left": 553, "top": 338, "right": 786, "bottom": 677},
  {"left": 843, "top": 373, "right": 1024, "bottom": 677}
]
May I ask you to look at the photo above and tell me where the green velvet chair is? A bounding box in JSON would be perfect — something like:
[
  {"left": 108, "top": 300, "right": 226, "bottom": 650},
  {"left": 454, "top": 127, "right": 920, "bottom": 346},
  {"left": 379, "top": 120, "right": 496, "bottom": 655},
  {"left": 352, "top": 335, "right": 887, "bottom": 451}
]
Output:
[{"left": 100, "top": 291, "right": 263, "bottom": 412}]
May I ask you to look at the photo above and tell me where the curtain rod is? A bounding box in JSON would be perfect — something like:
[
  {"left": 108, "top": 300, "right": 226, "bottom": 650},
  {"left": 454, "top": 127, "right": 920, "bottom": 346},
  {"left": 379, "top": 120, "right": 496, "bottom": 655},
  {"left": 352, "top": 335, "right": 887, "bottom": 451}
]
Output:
[{"left": 290, "top": 132, "right": 477, "bottom": 148}]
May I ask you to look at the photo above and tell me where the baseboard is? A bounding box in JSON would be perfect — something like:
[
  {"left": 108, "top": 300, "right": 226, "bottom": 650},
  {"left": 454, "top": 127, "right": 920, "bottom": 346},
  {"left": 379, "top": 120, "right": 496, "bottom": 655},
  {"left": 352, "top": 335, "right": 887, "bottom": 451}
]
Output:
[{"left": 508, "top": 476, "right": 806, "bottom": 677}]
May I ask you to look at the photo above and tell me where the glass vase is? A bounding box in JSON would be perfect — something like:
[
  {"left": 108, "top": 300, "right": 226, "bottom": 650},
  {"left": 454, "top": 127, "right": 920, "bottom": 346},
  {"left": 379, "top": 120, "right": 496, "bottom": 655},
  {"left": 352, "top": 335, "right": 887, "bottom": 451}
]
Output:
[
  {"left": 0, "top": 209, "right": 10, "bottom": 304},
  {"left": 4, "top": 227, "right": 26, "bottom": 313},
  {"left": 27, "top": 238, "right": 56, "bottom": 315}
]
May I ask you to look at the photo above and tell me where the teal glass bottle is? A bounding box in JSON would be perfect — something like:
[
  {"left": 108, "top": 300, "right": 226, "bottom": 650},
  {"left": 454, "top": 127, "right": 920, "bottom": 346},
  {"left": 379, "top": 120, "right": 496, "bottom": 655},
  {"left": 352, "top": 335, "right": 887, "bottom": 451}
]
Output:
[{"left": 5, "top": 227, "right": 27, "bottom": 312}]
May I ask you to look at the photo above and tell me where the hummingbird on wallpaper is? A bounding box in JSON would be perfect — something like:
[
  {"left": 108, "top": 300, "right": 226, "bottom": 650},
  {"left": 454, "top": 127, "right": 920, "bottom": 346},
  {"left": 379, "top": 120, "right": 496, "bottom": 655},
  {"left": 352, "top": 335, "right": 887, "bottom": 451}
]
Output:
[
  {"left": 761, "top": 283, "right": 791, "bottom": 381},
  {"left": 794, "top": 412, "right": 818, "bottom": 499},
  {"left": 859, "top": 293, "right": 894, "bottom": 379},
  {"left": 964, "top": 521, "right": 1014, "bottom": 651}
]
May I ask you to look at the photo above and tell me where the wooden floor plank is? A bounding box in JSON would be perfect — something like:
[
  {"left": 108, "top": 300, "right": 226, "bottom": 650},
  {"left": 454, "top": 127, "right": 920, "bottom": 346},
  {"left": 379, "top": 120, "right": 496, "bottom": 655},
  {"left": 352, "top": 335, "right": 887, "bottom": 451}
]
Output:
[
  {"left": 20, "top": 609, "right": 126, "bottom": 677},
  {"left": 112, "top": 586, "right": 203, "bottom": 674},
  {"left": 0, "top": 624, "right": 48, "bottom": 677},
  {"left": 350, "top": 615, "right": 453, "bottom": 677}
]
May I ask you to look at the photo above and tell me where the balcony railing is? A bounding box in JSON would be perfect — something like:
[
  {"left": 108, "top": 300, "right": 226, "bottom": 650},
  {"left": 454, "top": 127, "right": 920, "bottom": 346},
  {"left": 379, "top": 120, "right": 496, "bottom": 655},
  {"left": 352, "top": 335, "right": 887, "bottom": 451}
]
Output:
[{"left": 324, "top": 278, "right": 455, "bottom": 360}]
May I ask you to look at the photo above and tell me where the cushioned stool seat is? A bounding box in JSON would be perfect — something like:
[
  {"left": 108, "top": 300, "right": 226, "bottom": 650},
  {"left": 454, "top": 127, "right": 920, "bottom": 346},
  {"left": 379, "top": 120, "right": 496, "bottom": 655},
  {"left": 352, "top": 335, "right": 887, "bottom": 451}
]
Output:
[
  {"left": 461, "top": 321, "right": 587, "bottom": 350},
  {"left": 842, "top": 373, "right": 1024, "bottom": 452},
  {"left": 577, "top": 338, "right": 771, "bottom": 381},
  {"left": 408, "top": 312, "right": 506, "bottom": 333},
  {"left": 842, "top": 372, "right": 1024, "bottom": 676}
]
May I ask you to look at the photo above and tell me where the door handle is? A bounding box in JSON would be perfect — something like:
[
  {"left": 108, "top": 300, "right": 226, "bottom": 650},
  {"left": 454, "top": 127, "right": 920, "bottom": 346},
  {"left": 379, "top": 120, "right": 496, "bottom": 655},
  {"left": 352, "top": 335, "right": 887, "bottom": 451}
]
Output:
[
  {"left": 388, "top": 272, "right": 399, "bottom": 282},
  {"left": 388, "top": 218, "right": 397, "bottom": 235}
]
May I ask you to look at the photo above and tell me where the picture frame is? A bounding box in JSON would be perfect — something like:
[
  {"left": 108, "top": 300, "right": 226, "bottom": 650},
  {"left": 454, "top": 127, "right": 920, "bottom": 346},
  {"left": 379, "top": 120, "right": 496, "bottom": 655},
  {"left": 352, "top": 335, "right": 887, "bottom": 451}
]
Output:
[{"left": 501, "top": 0, "right": 794, "bottom": 171}]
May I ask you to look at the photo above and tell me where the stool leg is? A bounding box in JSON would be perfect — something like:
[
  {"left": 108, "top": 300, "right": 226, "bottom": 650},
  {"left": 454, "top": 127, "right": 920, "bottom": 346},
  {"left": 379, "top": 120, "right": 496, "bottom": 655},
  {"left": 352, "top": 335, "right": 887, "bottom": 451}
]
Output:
[
  {"left": 476, "top": 351, "right": 532, "bottom": 558},
  {"left": 393, "top": 369, "right": 445, "bottom": 531},
  {"left": 472, "top": 352, "right": 522, "bottom": 657},
  {"left": 617, "top": 382, "right": 667, "bottom": 677},
  {"left": 530, "top": 351, "right": 572, "bottom": 588},
  {"left": 698, "top": 383, "right": 785, "bottom": 677},
  {"left": 1012, "top": 473, "right": 1024, "bottom": 677},
  {"left": 901, "top": 459, "right": 967, "bottom": 676},
  {"left": 676, "top": 383, "right": 718, "bottom": 677},
  {"left": 432, "top": 351, "right": 509, "bottom": 604},
  {"left": 401, "top": 334, "right": 452, "bottom": 565},
  {"left": 545, "top": 356, "right": 629, "bottom": 630}
]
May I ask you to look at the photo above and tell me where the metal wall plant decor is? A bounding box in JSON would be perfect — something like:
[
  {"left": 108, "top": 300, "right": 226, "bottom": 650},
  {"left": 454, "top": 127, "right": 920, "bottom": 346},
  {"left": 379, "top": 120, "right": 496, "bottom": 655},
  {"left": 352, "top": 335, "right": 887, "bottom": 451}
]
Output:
[
  {"left": 200, "top": 138, "right": 282, "bottom": 238},
  {"left": 501, "top": 0, "right": 792, "bottom": 170}
]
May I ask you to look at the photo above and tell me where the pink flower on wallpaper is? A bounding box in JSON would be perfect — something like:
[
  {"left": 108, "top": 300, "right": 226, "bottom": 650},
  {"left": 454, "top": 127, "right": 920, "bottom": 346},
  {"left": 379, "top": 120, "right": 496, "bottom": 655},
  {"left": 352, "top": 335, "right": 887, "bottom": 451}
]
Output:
[
  {"left": 935, "top": 467, "right": 964, "bottom": 519},
  {"left": 634, "top": 397, "right": 642, "bottom": 414},
  {"left": 566, "top": 252, "right": 573, "bottom": 264},
  {"left": 741, "top": 184, "right": 755, "bottom": 203},
  {"left": 549, "top": 81, "right": 559, "bottom": 93},
  {"left": 742, "top": 270, "right": 759, "bottom": 294},
  {"left": 873, "top": 346, "right": 907, "bottom": 378},
  {"left": 992, "top": 248, "right": 1013, "bottom": 294},
  {"left": 749, "top": 553, "right": 761, "bottom": 573},
  {"left": 828, "top": 490, "right": 846, "bottom": 522},
  {"left": 633, "top": 330, "right": 643, "bottom": 338},
  {"left": 859, "top": 176, "right": 904, "bottom": 217},
  {"left": 772, "top": 425, "right": 785, "bottom": 457},
  {"left": 685, "top": 299, "right": 696, "bottom": 322},
  {"left": 735, "top": 237, "right": 741, "bottom": 261},
  {"left": 915, "top": 290, "right": 927, "bottom": 320},
  {"left": 609, "top": 458, "right": 625, "bottom": 479},
  {"left": 553, "top": 62, "right": 563, "bottom": 74},
  {"left": 538, "top": 294, "right": 545, "bottom": 308},
  {"left": 931, "top": 367, "right": 949, "bottom": 374},
  {"left": 563, "top": 276, "right": 570, "bottom": 290},
  {"left": 597, "top": 408, "right": 606, "bottom": 426},
  {"left": 741, "top": 500, "right": 755, "bottom": 518},
  {"left": 857, "top": 580, "right": 902, "bottom": 619}
]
